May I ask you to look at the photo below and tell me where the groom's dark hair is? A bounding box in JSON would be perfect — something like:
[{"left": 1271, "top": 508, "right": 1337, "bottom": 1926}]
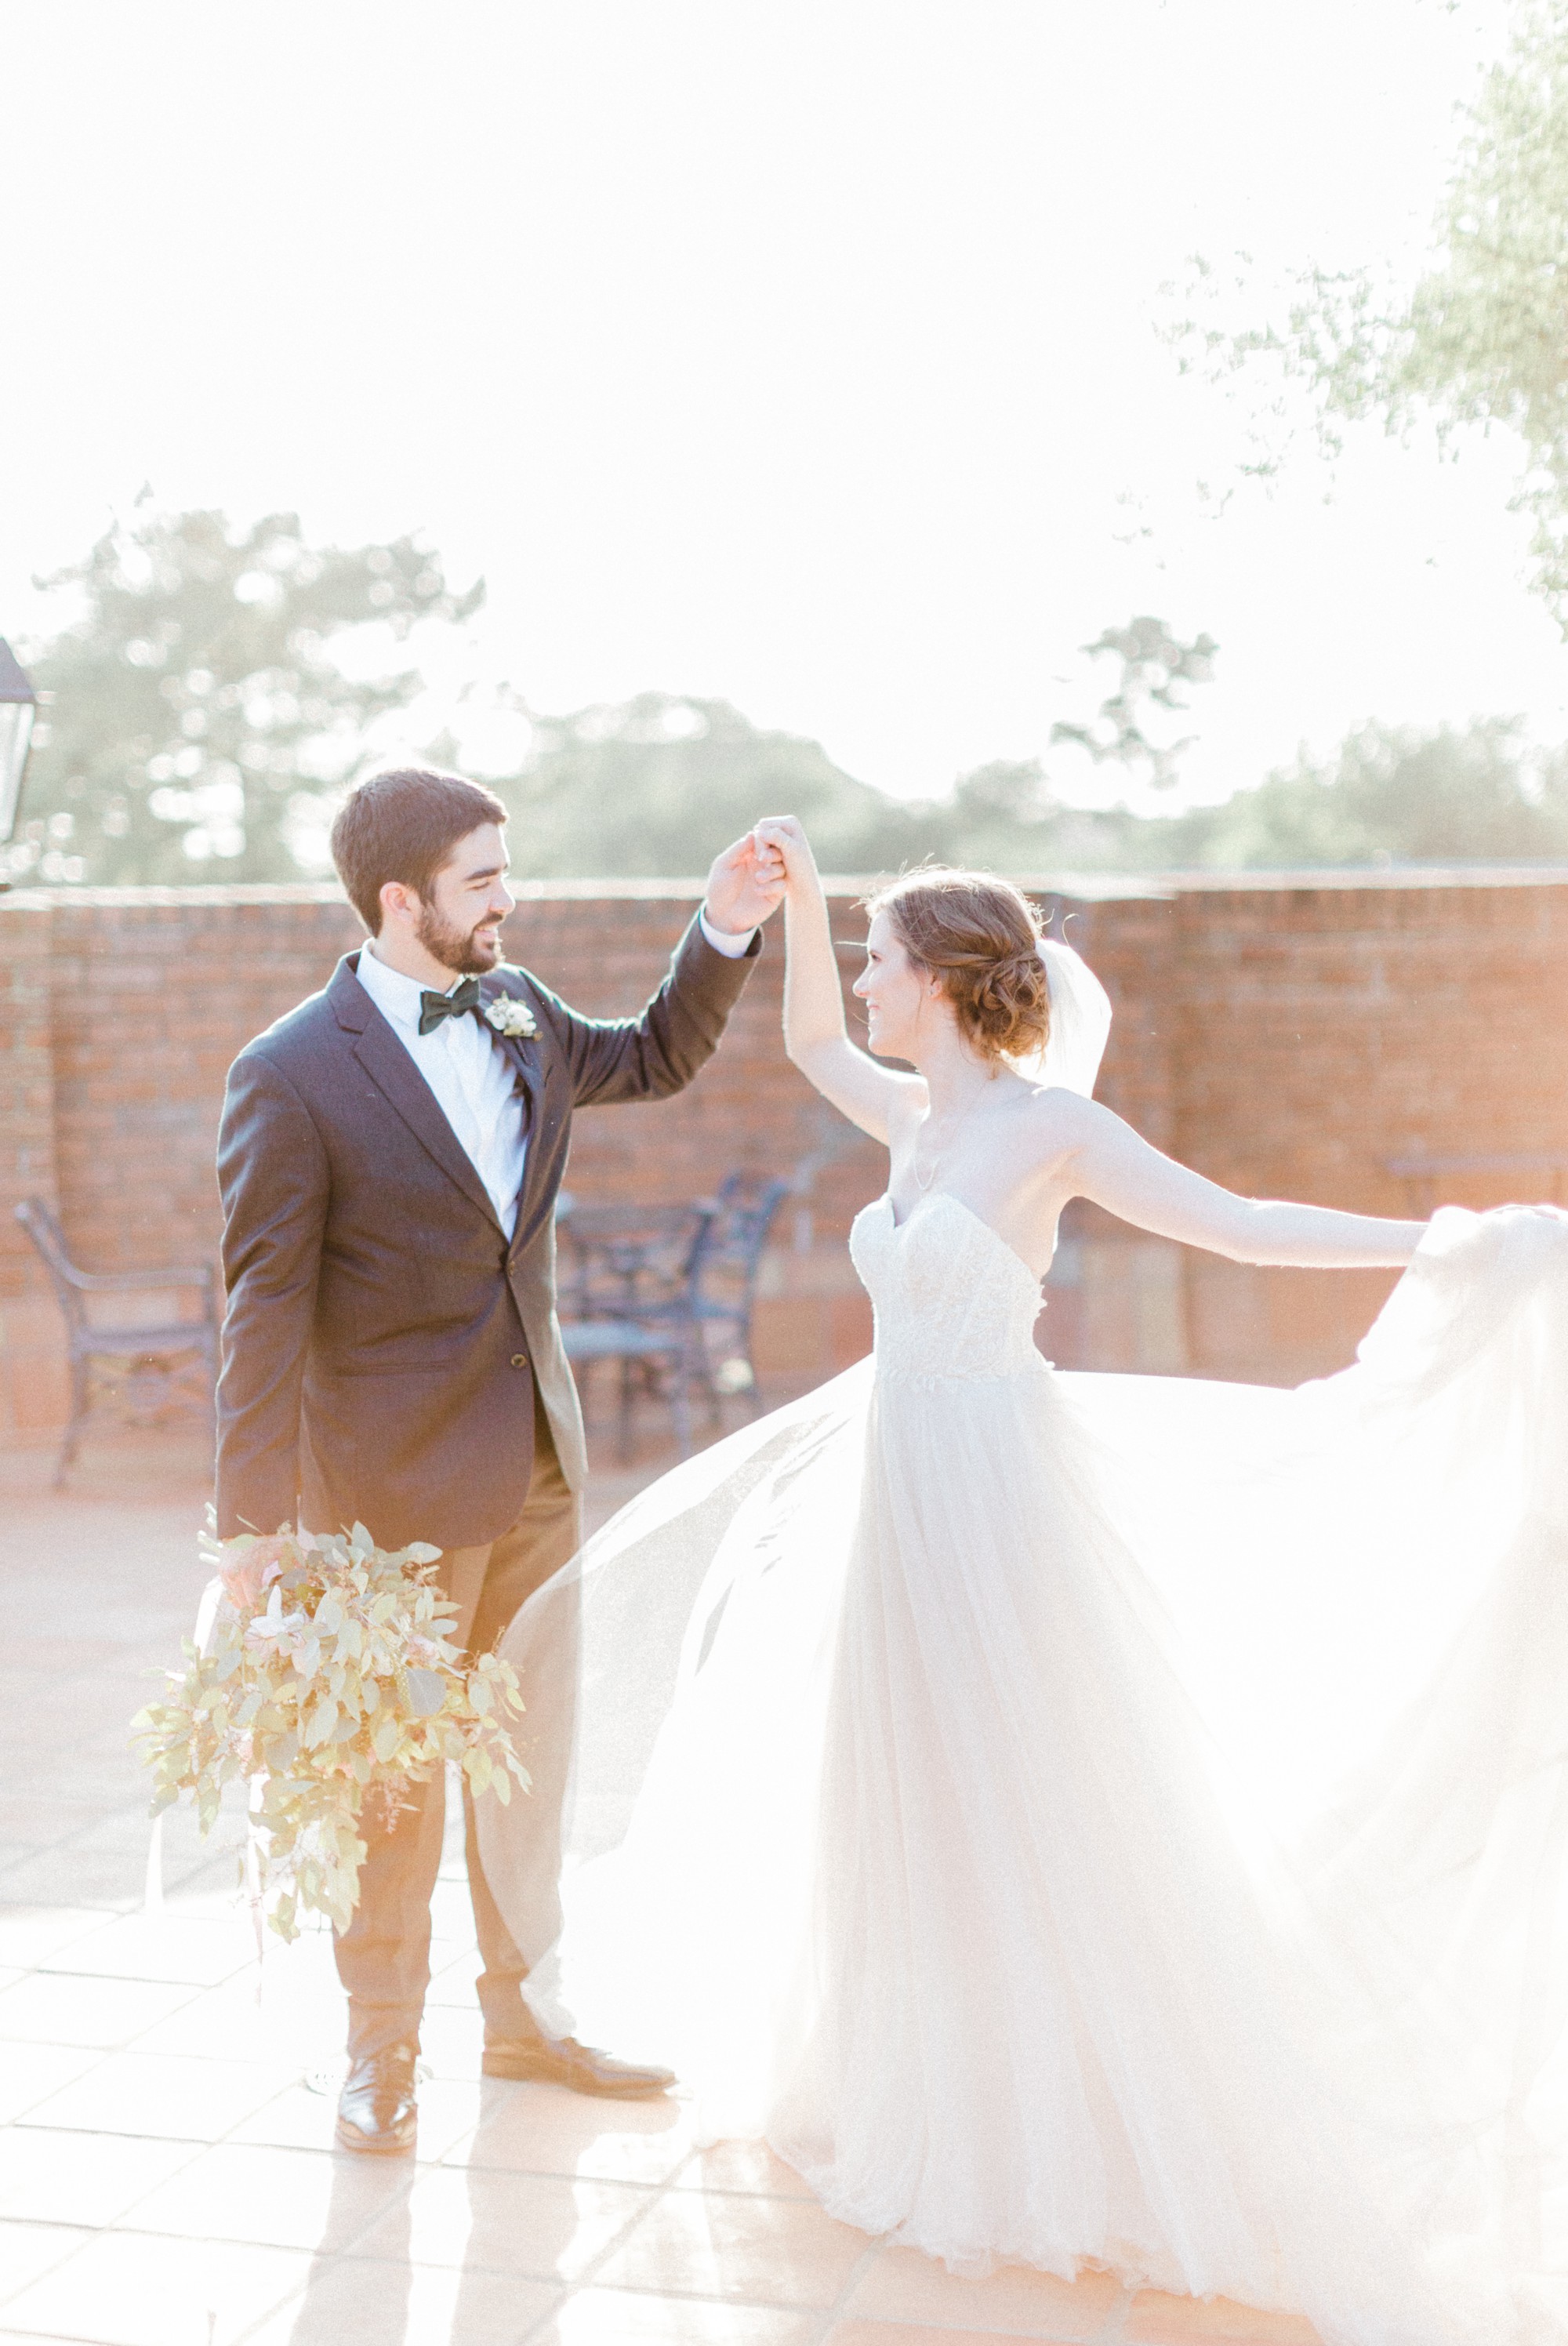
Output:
[{"left": 331, "top": 767, "right": 510, "bottom": 935}]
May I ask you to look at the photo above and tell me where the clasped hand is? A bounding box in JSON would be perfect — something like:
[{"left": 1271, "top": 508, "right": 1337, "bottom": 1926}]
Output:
[{"left": 702, "top": 816, "right": 803, "bottom": 935}]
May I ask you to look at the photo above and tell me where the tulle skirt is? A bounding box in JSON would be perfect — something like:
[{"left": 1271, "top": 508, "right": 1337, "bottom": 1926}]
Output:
[{"left": 481, "top": 1207, "right": 1568, "bottom": 2346}]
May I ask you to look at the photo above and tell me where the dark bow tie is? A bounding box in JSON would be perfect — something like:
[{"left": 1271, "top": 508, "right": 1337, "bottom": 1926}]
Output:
[{"left": 418, "top": 977, "right": 483, "bottom": 1036}]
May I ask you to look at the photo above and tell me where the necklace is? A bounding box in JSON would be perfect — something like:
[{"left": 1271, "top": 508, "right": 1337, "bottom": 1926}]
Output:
[
  {"left": 911, "top": 1073, "right": 998, "bottom": 1193},
  {"left": 911, "top": 1112, "right": 947, "bottom": 1193}
]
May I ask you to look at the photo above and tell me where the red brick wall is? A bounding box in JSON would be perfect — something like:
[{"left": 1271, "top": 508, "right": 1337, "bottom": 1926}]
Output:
[
  {"left": 4, "top": 872, "right": 1567, "bottom": 1448},
  {"left": 0, "top": 898, "right": 62, "bottom": 1442},
  {"left": 1166, "top": 878, "right": 1568, "bottom": 1380}
]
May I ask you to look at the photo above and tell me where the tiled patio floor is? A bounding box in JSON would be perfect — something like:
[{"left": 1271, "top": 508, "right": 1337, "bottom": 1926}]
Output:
[{"left": 0, "top": 1448, "right": 1319, "bottom": 2345}]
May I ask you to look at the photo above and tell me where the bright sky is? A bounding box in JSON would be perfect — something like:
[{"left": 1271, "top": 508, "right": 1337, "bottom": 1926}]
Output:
[{"left": 3, "top": 0, "right": 1559, "bottom": 810}]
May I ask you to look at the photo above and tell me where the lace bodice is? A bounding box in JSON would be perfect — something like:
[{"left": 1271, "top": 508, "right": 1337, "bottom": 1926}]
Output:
[{"left": 849, "top": 1193, "right": 1047, "bottom": 1383}]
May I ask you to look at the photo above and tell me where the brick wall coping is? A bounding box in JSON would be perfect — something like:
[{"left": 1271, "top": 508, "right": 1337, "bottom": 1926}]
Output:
[
  {"left": 5, "top": 863, "right": 1568, "bottom": 917},
  {"left": 1114, "top": 863, "right": 1568, "bottom": 895}
]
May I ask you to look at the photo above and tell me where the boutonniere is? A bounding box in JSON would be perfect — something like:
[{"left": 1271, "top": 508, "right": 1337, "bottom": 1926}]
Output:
[{"left": 484, "top": 995, "right": 538, "bottom": 1040}]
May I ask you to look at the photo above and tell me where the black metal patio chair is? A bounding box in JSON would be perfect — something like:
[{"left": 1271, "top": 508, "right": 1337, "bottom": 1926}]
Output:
[
  {"left": 677, "top": 1171, "right": 790, "bottom": 1424},
  {"left": 556, "top": 1173, "right": 789, "bottom": 1462},
  {"left": 15, "top": 1198, "right": 220, "bottom": 1485},
  {"left": 555, "top": 1196, "right": 715, "bottom": 1462}
]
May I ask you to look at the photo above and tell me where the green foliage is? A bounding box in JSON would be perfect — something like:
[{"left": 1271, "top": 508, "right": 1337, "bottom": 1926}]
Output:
[
  {"left": 488, "top": 617, "right": 1217, "bottom": 879},
  {"left": 1142, "top": 719, "right": 1568, "bottom": 868},
  {"left": 9, "top": 499, "right": 1566, "bottom": 881},
  {"left": 490, "top": 692, "right": 931, "bottom": 878},
  {"left": 1179, "top": 1, "right": 1568, "bottom": 627},
  {"left": 1049, "top": 617, "right": 1219, "bottom": 790},
  {"left": 132, "top": 1521, "right": 527, "bottom": 1939},
  {"left": 500, "top": 698, "right": 1568, "bottom": 875},
  {"left": 6, "top": 527, "right": 1217, "bottom": 887},
  {"left": 8, "top": 507, "right": 481, "bottom": 886},
  {"left": 1398, "top": 0, "right": 1568, "bottom": 612},
  {"left": 894, "top": 718, "right": 1568, "bottom": 871},
  {"left": 485, "top": 699, "right": 1146, "bottom": 879}
]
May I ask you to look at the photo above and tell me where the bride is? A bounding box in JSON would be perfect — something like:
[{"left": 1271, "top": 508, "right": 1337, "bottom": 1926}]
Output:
[{"left": 481, "top": 819, "right": 1568, "bottom": 2346}]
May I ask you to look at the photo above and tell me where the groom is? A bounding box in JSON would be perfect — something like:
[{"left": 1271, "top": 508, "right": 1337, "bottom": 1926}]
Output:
[{"left": 214, "top": 765, "right": 781, "bottom": 2153}]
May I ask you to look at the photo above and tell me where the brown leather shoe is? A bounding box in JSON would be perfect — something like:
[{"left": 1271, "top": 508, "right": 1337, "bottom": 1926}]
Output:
[
  {"left": 336, "top": 2042, "right": 419, "bottom": 2153},
  {"left": 482, "top": 2032, "right": 675, "bottom": 2098}
]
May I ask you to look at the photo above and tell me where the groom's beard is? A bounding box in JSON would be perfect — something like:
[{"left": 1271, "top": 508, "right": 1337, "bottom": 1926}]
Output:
[{"left": 415, "top": 901, "right": 503, "bottom": 977}]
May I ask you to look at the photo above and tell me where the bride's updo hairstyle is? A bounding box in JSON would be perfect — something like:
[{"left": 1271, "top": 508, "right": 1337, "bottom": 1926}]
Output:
[{"left": 862, "top": 867, "right": 1051, "bottom": 1065}]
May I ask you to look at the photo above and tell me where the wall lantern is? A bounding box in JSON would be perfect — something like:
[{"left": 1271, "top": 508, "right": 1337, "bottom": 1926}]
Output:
[{"left": 0, "top": 637, "right": 38, "bottom": 853}]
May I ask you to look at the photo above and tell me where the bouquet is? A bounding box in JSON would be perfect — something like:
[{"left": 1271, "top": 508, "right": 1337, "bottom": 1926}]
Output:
[{"left": 132, "top": 1520, "right": 529, "bottom": 1940}]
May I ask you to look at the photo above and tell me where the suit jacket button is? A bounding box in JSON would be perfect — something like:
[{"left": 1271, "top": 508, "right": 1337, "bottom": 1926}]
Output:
[{"left": 510, "top": 1353, "right": 528, "bottom": 1368}]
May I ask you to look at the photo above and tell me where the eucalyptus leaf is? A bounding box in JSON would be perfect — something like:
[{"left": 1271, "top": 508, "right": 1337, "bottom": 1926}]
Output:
[{"left": 405, "top": 1668, "right": 446, "bottom": 1719}]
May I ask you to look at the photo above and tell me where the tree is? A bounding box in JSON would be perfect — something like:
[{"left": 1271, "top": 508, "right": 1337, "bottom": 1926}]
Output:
[
  {"left": 933, "top": 717, "right": 1568, "bottom": 871},
  {"left": 485, "top": 692, "right": 933, "bottom": 878},
  {"left": 1049, "top": 616, "right": 1219, "bottom": 791},
  {"left": 1178, "top": 1, "right": 1568, "bottom": 627},
  {"left": 480, "top": 685, "right": 1188, "bottom": 881},
  {"left": 18, "top": 510, "right": 1561, "bottom": 883},
  {"left": 1166, "top": 717, "right": 1568, "bottom": 866},
  {"left": 5, "top": 514, "right": 1224, "bottom": 885},
  {"left": 5, "top": 508, "right": 482, "bottom": 886}
]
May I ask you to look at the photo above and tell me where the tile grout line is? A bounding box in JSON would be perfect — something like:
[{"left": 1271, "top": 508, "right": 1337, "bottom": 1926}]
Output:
[
  {"left": 0, "top": 2217, "right": 103, "bottom": 2327},
  {"left": 0, "top": 2326, "right": 129, "bottom": 2344},
  {"left": 0, "top": 2205, "right": 130, "bottom": 2337},
  {"left": 810, "top": 2233, "right": 882, "bottom": 2344},
  {"left": 0, "top": 2118, "right": 248, "bottom": 2326},
  {"left": 5, "top": 2088, "right": 924, "bottom": 2346},
  {"left": 1095, "top": 2274, "right": 1138, "bottom": 2344},
  {"left": 222, "top": 2086, "right": 700, "bottom": 2344},
  {"left": 122, "top": 2021, "right": 427, "bottom": 2339},
  {"left": 510, "top": 2123, "right": 702, "bottom": 2344},
  {"left": 484, "top": 2126, "right": 905, "bottom": 2345},
  {"left": 0, "top": 1908, "right": 254, "bottom": 2323},
  {"left": 4, "top": 1916, "right": 1145, "bottom": 2346},
  {"left": 0, "top": 1907, "right": 384, "bottom": 2346}
]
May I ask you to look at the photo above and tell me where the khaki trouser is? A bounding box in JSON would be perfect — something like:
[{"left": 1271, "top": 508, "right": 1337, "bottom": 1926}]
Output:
[{"left": 334, "top": 1382, "right": 582, "bottom": 2058}]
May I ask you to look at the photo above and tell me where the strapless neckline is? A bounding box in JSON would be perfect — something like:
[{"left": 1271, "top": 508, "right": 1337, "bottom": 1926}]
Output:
[{"left": 876, "top": 1190, "right": 1043, "bottom": 1292}]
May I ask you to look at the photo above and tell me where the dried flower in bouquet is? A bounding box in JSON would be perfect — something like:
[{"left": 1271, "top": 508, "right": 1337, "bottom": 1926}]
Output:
[{"left": 132, "top": 1520, "right": 529, "bottom": 1940}]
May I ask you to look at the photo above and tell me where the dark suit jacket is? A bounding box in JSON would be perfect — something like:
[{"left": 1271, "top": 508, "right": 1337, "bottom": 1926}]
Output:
[{"left": 214, "top": 913, "right": 759, "bottom": 1549}]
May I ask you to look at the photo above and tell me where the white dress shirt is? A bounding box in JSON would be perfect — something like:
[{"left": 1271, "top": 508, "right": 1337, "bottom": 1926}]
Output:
[{"left": 356, "top": 913, "right": 754, "bottom": 1240}]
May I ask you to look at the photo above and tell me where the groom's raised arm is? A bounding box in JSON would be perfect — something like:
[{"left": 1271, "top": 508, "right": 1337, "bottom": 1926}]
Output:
[
  {"left": 536, "top": 830, "right": 780, "bottom": 1106},
  {"left": 214, "top": 1047, "right": 330, "bottom": 1539},
  {"left": 536, "top": 910, "right": 761, "bottom": 1109}
]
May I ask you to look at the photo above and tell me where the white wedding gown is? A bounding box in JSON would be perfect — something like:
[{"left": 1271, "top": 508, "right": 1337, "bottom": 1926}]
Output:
[{"left": 481, "top": 1120, "right": 1568, "bottom": 2346}]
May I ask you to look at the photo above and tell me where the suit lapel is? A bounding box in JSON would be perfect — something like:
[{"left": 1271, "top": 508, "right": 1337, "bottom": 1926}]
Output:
[
  {"left": 335, "top": 959, "right": 505, "bottom": 1233},
  {"left": 477, "top": 974, "right": 564, "bottom": 1247},
  {"left": 477, "top": 980, "right": 542, "bottom": 1120},
  {"left": 478, "top": 973, "right": 552, "bottom": 1142}
]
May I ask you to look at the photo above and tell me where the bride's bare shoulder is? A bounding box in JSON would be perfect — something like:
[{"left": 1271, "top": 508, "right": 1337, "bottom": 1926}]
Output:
[
  {"left": 997, "top": 1084, "right": 1104, "bottom": 1189},
  {"left": 1019, "top": 1082, "right": 1104, "bottom": 1144}
]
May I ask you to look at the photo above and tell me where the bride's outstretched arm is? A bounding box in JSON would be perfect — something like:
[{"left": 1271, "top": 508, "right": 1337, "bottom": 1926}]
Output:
[
  {"left": 1060, "top": 1096, "right": 1427, "bottom": 1268},
  {"left": 753, "top": 817, "right": 923, "bottom": 1145}
]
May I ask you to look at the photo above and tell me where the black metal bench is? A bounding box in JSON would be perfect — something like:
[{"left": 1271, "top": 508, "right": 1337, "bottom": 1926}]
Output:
[{"left": 14, "top": 1199, "right": 220, "bottom": 1485}]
